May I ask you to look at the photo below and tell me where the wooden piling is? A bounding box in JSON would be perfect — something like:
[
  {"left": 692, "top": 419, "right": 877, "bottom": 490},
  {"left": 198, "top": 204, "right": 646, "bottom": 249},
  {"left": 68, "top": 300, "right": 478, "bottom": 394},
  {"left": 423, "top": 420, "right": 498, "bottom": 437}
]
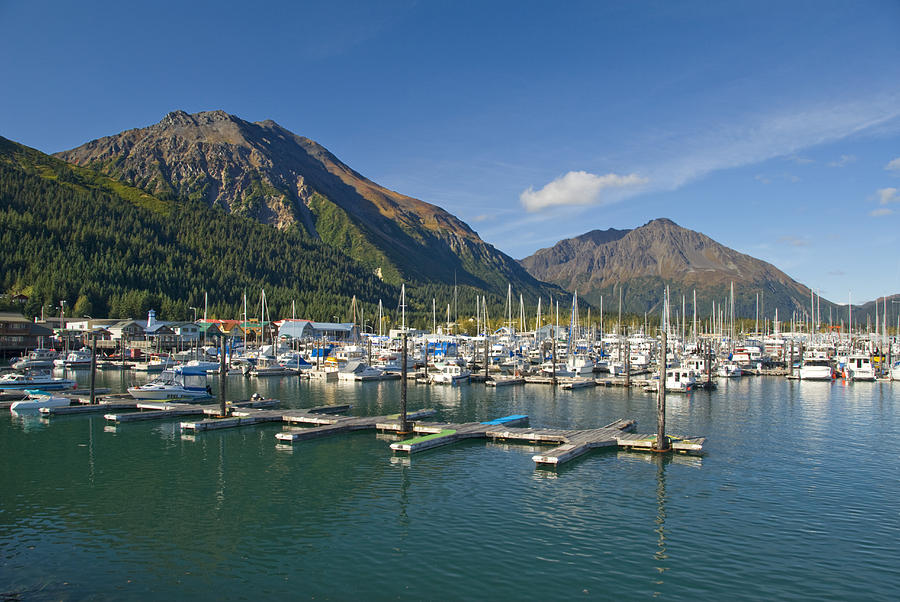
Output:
[
  {"left": 654, "top": 328, "right": 670, "bottom": 452},
  {"left": 89, "top": 330, "right": 98, "bottom": 404},
  {"left": 219, "top": 336, "right": 226, "bottom": 417},
  {"left": 624, "top": 326, "right": 631, "bottom": 387},
  {"left": 399, "top": 332, "right": 410, "bottom": 434}
]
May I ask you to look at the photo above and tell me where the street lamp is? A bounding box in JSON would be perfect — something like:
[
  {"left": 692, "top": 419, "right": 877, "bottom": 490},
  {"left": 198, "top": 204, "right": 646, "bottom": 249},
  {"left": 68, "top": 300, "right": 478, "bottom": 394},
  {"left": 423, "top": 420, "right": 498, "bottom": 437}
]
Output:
[{"left": 189, "top": 306, "right": 198, "bottom": 322}]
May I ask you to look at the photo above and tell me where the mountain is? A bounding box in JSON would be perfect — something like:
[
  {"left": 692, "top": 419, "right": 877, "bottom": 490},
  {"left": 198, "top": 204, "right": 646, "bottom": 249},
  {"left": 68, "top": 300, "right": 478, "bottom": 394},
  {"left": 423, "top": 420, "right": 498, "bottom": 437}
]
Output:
[
  {"left": 0, "top": 135, "right": 401, "bottom": 321},
  {"left": 55, "top": 110, "right": 551, "bottom": 297},
  {"left": 520, "top": 218, "right": 830, "bottom": 318}
]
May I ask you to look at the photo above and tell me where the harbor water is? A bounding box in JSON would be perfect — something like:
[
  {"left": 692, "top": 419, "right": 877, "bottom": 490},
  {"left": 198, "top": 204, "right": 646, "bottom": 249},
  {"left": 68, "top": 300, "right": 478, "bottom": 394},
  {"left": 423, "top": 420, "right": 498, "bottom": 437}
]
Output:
[{"left": 2, "top": 372, "right": 898, "bottom": 600}]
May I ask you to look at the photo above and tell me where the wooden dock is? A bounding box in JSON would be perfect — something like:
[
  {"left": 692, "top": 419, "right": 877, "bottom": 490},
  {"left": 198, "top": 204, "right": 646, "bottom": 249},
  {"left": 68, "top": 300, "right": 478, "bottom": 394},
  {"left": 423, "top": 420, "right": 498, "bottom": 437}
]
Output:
[
  {"left": 104, "top": 398, "right": 280, "bottom": 422},
  {"left": 388, "top": 417, "right": 705, "bottom": 466},
  {"left": 270, "top": 408, "right": 438, "bottom": 441}
]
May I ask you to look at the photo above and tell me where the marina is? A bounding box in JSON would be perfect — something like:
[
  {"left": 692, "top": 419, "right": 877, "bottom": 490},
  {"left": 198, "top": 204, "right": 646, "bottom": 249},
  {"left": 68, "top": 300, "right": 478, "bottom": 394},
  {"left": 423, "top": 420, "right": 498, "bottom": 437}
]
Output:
[{"left": 3, "top": 368, "right": 897, "bottom": 599}]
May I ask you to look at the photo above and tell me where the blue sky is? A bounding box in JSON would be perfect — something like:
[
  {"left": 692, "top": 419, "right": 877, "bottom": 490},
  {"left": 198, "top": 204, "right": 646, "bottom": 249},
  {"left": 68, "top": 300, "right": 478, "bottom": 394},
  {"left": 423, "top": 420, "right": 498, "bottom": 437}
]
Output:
[{"left": 2, "top": 0, "right": 899, "bottom": 303}]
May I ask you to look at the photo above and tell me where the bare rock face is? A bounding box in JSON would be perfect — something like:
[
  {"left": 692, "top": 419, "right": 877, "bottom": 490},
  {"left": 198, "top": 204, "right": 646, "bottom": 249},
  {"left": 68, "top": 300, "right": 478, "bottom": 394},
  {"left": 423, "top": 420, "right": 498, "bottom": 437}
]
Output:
[
  {"left": 56, "top": 110, "right": 548, "bottom": 294},
  {"left": 520, "top": 218, "right": 819, "bottom": 315}
]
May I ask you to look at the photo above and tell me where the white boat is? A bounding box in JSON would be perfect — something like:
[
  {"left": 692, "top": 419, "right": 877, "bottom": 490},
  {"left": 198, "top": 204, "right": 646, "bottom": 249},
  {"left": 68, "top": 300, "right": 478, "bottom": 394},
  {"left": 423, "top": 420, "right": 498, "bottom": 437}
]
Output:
[
  {"left": 277, "top": 352, "right": 312, "bottom": 371},
  {"left": 249, "top": 356, "right": 291, "bottom": 377},
  {"left": 717, "top": 361, "right": 742, "bottom": 378},
  {"left": 431, "top": 363, "right": 471, "bottom": 384},
  {"left": 12, "top": 349, "right": 59, "bottom": 370},
  {"left": 131, "top": 355, "right": 176, "bottom": 372},
  {"left": 540, "top": 362, "right": 576, "bottom": 378},
  {"left": 665, "top": 367, "right": 696, "bottom": 392},
  {"left": 185, "top": 359, "right": 222, "bottom": 373},
  {"left": 337, "top": 360, "right": 384, "bottom": 381},
  {"left": 10, "top": 390, "right": 72, "bottom": 411},
  {"left": 127, "top": 366, "right": 212, "bottom": 400},
  {"left": 844, "top": 353, "right": 875, "bottom": 381},
  {"left": 799, "top": 358, "right": 833, "bottom": 381},
  {"left": 566, "top": 354, "right": 595, "bottom": 376},
  {"left": 891, "top": 361, "right": 900, "bottom": 381},
  {"left": 0, "top": 369, "right": 76, "bottom": 391},
  {"left": 53, "top": 349, "right": 93, "bottom": 369}
]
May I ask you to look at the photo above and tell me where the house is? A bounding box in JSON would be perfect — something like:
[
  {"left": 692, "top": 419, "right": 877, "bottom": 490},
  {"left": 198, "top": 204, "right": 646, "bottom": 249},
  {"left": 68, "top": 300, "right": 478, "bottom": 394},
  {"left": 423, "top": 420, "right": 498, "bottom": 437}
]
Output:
[
  {"left": 107, "top": 320, "right": 147, "bottom": 341},
  {"left": 279, "top": 320, "right": 359, "bottom": 342},
  {"left": 0, "top": 312, "right": 53, "bottom": 352},
  {"left": 196, "top": 322, "right": 223, "bottom": 341},
  {"left": 170, "top": 322, "right": 200, "bottom": 343}
]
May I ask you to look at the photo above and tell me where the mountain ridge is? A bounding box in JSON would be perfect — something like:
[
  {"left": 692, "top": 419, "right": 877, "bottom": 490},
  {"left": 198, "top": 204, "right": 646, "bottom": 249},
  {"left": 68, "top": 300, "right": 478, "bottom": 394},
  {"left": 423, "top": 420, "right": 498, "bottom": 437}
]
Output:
[
  {"left": 55, "top": 110, "right": 552, "bottom": 298},
  {"left": 520, "top": 218, "right": 830, "bottom": 317}
]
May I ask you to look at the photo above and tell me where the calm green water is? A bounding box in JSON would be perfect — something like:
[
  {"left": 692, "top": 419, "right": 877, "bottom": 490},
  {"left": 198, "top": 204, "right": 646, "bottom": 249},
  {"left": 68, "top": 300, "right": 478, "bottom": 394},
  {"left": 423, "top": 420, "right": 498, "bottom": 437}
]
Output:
[{"left": 2, "top": 372, "right": 899, "bottom": 600}]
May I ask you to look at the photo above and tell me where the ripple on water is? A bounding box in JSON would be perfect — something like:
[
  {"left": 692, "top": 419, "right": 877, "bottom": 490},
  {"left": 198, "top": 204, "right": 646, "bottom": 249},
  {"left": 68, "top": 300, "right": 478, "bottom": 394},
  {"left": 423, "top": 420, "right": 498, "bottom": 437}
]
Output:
[{"left": 2, "top": 375, "right": 899, "bottom": 599}]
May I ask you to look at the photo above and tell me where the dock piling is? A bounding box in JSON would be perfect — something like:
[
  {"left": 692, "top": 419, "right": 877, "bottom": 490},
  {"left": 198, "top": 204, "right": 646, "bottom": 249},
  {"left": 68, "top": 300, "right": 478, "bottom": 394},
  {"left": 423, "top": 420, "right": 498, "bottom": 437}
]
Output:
[
  {"left": 89, "top": 330, "right": 98, "bottom": 404},
  {"left": 654, "top": 326, "right": 670, "bottom": 452},
  {"left": 219, "top": 335, "right": 226, "bottom": 416}
]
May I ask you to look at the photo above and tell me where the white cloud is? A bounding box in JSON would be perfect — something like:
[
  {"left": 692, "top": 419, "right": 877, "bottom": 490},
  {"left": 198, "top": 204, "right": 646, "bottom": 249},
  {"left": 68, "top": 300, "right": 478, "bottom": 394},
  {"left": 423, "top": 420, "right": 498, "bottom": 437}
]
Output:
[
  {"left": 886, "top": 157, "right": 900, "bottom": 171},
  {"left": 644, "top": 96, "right": 900, "bottom": 194},
  {"left": 828, "top": 154, "right": 856, "bottom": 167},
  {"left": 870, "top": 208, "right": 894, "bottom": 216},
  {"left": 878, "top": 187, "right": 899, "bottom": 204},
  {"left": 520, "top": 171, "right": 647, "bottom": 212}
]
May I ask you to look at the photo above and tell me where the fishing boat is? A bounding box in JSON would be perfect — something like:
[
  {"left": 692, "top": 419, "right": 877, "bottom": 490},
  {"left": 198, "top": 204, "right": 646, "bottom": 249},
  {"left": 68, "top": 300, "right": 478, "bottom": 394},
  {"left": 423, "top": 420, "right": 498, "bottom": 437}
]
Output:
[
  {"left": 665, "top": 367, "right": 696, "bottom": 392},
  {"left": 844, "top": 353, "right": 875, "bottom": 381},
  {"left": 11, "top": 349, "right": 59, "bottom": 370},
  {"left": 53, "top": 349, "right": 93, "bottom": 369},
  {"left": 540, "top": 361, "right": 575, "bottom": 378},
  {"left": 717, "top": 361, "right": 742, "bottom": 378},
  {"left": 131, "top": 354, "right": 176, "bottom": 373},
  {"left": 249, "top": 356, "right": 291, "bottom": 377},
  {"left": 127, "top": 366, "right": 211, "bottom": 400},
  {"left": 431, "top": 362, "right": 471, "bottom": 384},
  {"left": 277, "top": 352, "right": 312, "bottom": 372},
  {"left": 566, "top": 354, "right": 595, "bottom": 376},
  {"left": 0, "top": 369, "right": 76, "bottom": 391},
  {"left": 10, "top": 389, "right": 72, "bottom": 411},
  {"left": 337, "top": 360, "right": 385, "bottom": 381},
  {"left": 799, "top": 358, "right": 834, "bottom": 381}
]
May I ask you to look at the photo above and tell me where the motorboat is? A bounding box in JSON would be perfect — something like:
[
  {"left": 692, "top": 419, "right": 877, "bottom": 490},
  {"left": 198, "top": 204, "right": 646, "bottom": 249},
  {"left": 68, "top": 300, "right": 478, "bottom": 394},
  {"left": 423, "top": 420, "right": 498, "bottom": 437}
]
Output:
[
  {"left": 540, "top": 362, "right": 575, "bottom": 378},
  {"left": 131, "top": 354, "right": 176, "bottom": 372},
  {"left": 53, "top": 349, "right": 93, "bottom": 369},
  {"left": 12, "top": 349, "right": 58, "bottom": 370},
  {"left": 799, "top": 358, "right": 834, "bottom": 381},
  {"left": 891, "top": 361, "right": 900, "bottom": 381},
  {"left": 185, "top": 359, "right": 222, "bottom": 373},
  {"left": 277, "top": 352, "right": 312, "bottom": 372},
  {"left": 249, "top": 356, "right": 291, "bottom": 377},
  {"left": 0, "top": 369, "right": 76, "bottom": 391},
  {"left": 10, "top": 389, "right": 72, "bottom": 411},
  {"left": 566, "top": 354, "right": 595, "bottom": 376},
  {"left": 337, "top": 360, "right": 385, "bottom": 381},
  {"left": 665, "top": 367, "right": 696, "bottom": 392},
  {"left": 431, "top": 362, "right": 471, "bottom": 384},
  {"left": 717, "top": 361, "right": 742, "bottom": 378},
  {"left": 127, "top": 366, "right": 212, "bottom": 400},
  {"left": 844, "top": 354, "right": 875, "bottom": 381}
]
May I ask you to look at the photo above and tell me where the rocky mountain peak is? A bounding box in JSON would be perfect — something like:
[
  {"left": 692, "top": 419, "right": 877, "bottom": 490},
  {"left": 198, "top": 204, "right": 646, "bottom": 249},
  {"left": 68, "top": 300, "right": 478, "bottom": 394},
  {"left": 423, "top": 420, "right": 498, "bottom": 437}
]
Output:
[
  {"left": 53, "top": 110, "right": 551, "bottom": 295},
  {"left": 519, "top": 218, "right": 815, "bottom": 315}
]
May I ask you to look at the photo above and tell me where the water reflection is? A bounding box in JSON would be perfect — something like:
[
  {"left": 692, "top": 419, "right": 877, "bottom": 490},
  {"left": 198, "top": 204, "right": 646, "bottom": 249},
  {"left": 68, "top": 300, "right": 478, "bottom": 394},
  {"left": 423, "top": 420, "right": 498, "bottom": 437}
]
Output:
[
  {"left": 653, "top": 455, "right": 669, "bottom": 595},
  {"left": 8, "top": 409, "right": 48, "bottom": 432}
]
